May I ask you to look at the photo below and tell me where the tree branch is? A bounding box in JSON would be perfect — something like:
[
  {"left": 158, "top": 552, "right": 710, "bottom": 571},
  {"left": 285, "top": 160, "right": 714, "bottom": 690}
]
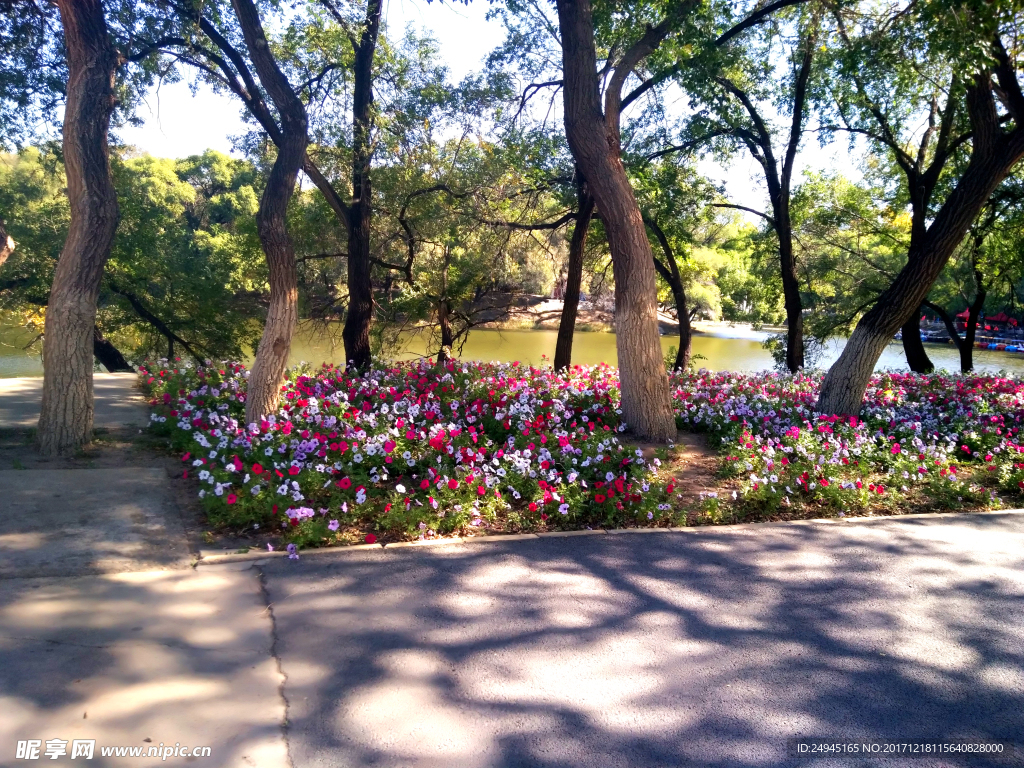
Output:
[
  {"left": 715, "top": 0, "right": 811, "bottom": 46},
  {"left": 712, "top": 202, "right": 775, "bottom": 227}
]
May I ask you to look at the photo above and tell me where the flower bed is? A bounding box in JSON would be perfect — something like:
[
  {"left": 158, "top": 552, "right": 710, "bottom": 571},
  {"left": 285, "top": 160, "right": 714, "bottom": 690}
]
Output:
[
  {"left": 141, "top": 360, "right": 675, "bottom": 546},
  {"left": 140, "top": 361, "right": 1023, "bottom": 546},
  {"left": 673, "top": 370, "right": 1022, "bottom": 516}
]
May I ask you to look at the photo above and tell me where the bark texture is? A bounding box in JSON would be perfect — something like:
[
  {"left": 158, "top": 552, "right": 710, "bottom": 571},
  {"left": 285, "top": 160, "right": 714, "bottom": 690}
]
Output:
[
  {"left": 554, "top": 179, "right": 595, "bottom": 371},
  {"left": 341, "top": 0, "right": 382, "bottom": 370},
  {"left": 555, "top": 0, "right": 676, "bottom": 440},
  {"left": 817, "top": 72, "right": 1024, "bottom": 415},
  {"left": 232, "top": 0, "right": 309, "bottom": 424},
  {"left": 37, "top": 0, "right": 119, "bottom": 456}
]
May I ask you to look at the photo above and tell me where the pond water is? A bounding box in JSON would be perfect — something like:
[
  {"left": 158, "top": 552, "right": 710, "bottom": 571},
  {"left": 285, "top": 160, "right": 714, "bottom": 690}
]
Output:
[{"left": 4, "top": 321, "right": 1024, "bottom": 377}]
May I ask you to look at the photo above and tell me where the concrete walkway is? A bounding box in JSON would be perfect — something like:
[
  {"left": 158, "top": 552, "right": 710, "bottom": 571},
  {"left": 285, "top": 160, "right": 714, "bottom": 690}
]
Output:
[
  {"left": 254, "top": 512, "right": 1024, "bottom": 768},
  {"left": 0, "top": 374, "right": 148, "bottom": 429},
  {"left": 0, "top": 468, "right": 191, "bottom": 578},
  {"left": 0, "top": 568, "right": 288, "bottom": 767},
  {"left": 0, "top": 377, "right": 288, "bottom": 767}
]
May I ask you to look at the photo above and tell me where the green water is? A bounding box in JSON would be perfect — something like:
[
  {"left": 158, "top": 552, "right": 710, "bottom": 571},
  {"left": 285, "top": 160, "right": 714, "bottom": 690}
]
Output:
[{"left": 5, "top": 322, "right": 1024, "bottom": 377}]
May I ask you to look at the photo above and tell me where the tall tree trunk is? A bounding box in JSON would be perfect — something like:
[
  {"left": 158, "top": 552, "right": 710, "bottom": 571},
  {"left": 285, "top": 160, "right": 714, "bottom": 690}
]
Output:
[
  {"left": 93, "top": 326, "right": 133, "bottom": 372},
  {"left": 775, "top": 217, "right": 804, "bottom": 371},
  {"left": 436, "top": 299, "right": 454, "bottom": 364},
  {"left": 341, "top": 0, "right": 382, "bottom": 371},
  {"left": 554, "top": 179, "right": 595, "bottom": 371},
  {"left": 644, "top": 215, "right": 692, "bottom": 371},
  {"left": 232, "top": 0, "right": 309, "bottom": 424},
  {"left": 555, "top": 0, "right": 675, "bottom": 441},
  {"left": 961, "top": 270, "right": 987, "bottom": 372},
  {"left": 816, "top": 77, "right": 1024, "bottom": 415},
  {"left": 36, "top": 0, "right": 119, "bottom": 456},
  {"left": 901, "top": 314, "right": 934, "bottom": 373},
  {"left": 0, "top": 220, "right": 14, "bottom": 268}
]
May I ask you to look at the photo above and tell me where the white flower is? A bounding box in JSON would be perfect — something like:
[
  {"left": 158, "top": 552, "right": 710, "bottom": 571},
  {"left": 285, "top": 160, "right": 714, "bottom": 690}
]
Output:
[{"left": 396, "top": 483, "right": 406, "bottom": 493}]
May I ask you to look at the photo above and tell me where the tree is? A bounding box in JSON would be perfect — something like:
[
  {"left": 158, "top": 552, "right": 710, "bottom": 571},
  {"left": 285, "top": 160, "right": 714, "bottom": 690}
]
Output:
[
  {"left": 36, "top": 0, "right": 121, "bottom": 455},
  {"left": 554, "top": 0, "right": 677, "bottom": 439},
  {"left": 229, "top": 0, "right": 309, "bottom": 424},
  {"left": 823, "top": 11, "right": 974, "bottom": 373},
  {"left": 553, "top": 176, "right": 595, "bottom": 370},
  {"left": 817, "top": 7, "right": 1024, "bottom": 414},
  {"left": 677, "top": 4, "right": 822, "bottom": 372}
]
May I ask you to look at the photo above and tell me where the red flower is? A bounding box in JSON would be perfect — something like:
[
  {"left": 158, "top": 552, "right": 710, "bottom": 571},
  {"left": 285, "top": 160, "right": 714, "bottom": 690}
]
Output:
[
  {"left": 477, "top": 485, "right": 486, "bottom": 495},
  {"left": 252, "top": 463, "right": 264, "bottom": 475},
  {"left": 288, "top": 466, "right": 301, "bottom": 476},
  {"left": 226, "top": 494, "right": 237, "bottom": 505},
  {"left": 365, "top": 534, "right": 377, "bottom": 544},
  {"left": 420, "top": 479, "right": 430, "bottom": 490},
  {"left": 337, "top": 477, "right": 352, "bottom": 490},
  {"left": 594, "top": 493, "right": 607, "bottom": 503},
  {"left": 448, "top": 478, "right": 459, "bottom": 490},
  {"left": 528, "top": 502, "right": 538, "bottom": 512}
]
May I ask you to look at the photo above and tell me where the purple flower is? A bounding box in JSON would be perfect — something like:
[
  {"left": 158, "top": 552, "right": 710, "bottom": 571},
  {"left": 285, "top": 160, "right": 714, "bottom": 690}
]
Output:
[{"left": 287, "top": 543, "right": 299, "bottom": 560}]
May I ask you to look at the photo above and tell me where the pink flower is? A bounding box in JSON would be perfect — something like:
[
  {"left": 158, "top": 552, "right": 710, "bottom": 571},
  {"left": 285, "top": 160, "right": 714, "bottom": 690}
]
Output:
[
  {"left": 226, "top": 494, "right": 237, "bottom": 505},
  {"left": 365, "top": 533, "right": 377, "bottom": 544},
  {"left": 383, "top": 440, "right": 396, "bottom": 454}
]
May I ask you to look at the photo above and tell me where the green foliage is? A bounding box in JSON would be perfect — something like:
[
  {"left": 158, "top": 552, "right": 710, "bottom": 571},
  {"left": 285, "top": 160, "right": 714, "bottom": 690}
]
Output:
[{"left": 0, "top": 146, "right": 265, "bottom": 364}]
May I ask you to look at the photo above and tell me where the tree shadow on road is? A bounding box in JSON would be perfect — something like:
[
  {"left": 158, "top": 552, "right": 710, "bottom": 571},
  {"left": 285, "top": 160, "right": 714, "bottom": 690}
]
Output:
[{"left": 264, "top": 513, "right": 1024, "bottom": 768}]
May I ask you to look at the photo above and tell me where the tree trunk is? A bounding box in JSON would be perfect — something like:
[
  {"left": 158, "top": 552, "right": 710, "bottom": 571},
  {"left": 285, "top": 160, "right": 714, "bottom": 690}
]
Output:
[
  {"left": 776, "top": 220, "right": 804, "bottom": 372},
  {"left": 554, "top": 180, "right": 595, "bottom": 371},
  {"left": 232, "top": 0, "right": 309, "bottom": 424},
  {"left": 901, "top": 314, "right": 934, "bottom": 373},
  {"left": 961, "top": 271, "right": 987, "bottom": 372},
  {"left": 555, "top": 0, "right": 676, "bottom": 441},
  {"left": 341, "top": 0, "right": 382, "bottom": 371},
  {"left": 671, "top": 295, "right": 692, "bottom": 372},
  {"left": 36, "top": 0, "right": 119, "bottom": 456},
  {"left": 644, "top": 215, "right": 692, "bottom": 371},
  {"left": 436, "top": 299, "right": 454, "bottom": 364},
  {"left": 0, "top": 220, "right": 14, "bottom": 268},
  {"left": 816, "top": 78, "right": 1024, "bottom": 415},
  {"left": 93, "top": 326, "right": 133, "bottom": 372}
]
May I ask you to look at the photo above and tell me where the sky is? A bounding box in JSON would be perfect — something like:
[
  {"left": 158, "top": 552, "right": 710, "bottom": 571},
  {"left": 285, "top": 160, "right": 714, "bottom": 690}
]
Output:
[{"left": 115, "top": 0, "right": 859, "bottom": 217}]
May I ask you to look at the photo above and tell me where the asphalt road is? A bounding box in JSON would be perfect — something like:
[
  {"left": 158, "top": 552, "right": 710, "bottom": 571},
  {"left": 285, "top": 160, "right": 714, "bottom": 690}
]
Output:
[{"left": 262, "top": 513, "right": 1024, "bottom": 768}]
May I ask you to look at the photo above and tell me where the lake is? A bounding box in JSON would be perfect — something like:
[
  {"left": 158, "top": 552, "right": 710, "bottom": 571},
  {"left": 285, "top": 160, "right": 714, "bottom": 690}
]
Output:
[{"left": 4, "top": 321, "right": 1024, "bottom": 377}]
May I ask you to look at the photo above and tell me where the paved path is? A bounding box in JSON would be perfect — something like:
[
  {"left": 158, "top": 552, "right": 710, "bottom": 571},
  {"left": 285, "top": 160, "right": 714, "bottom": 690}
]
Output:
[
  {"left": 0, "top": 567, "right": 288, "bottom": 767},
  {"left": 257, "top": 513, "right": 1024, "bottom": 768},
  {"left": 0, "top": 374, "right": 148, "bottom": 429},
  {"left": 0, "top": 468, "right": 192, "bottom": 578},
  {"left": 0, "top": 376, "right": 287, "bottom": 767}
]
